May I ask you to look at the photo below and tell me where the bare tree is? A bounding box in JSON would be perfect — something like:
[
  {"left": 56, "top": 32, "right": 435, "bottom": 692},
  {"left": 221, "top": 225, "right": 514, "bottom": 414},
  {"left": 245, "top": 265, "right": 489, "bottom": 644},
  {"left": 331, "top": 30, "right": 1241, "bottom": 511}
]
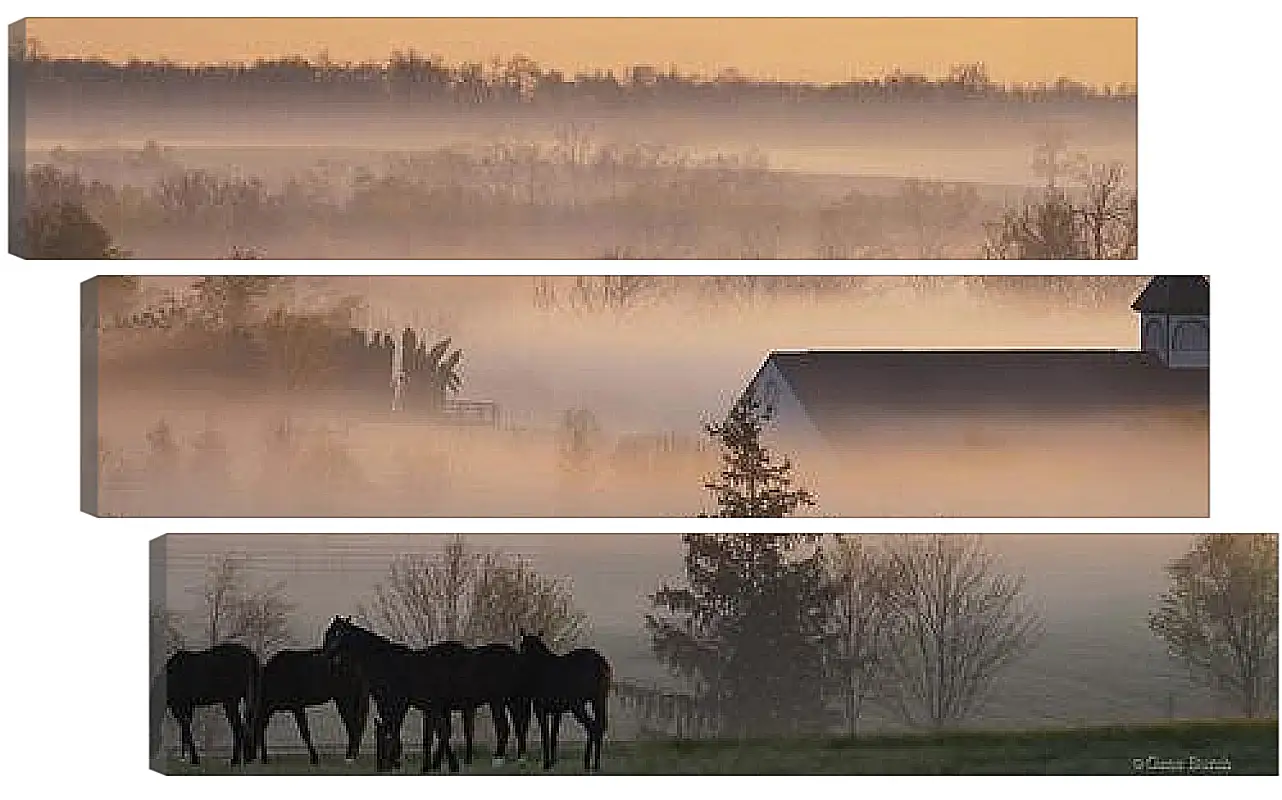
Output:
[
  {"left": 1075, "top": 161, "right": 1138, "bottom": 260},
  {"left": 875, "top": 534, "right": 1044, "bottom": 729},
  {"left": 190, "top": 553, "right": 294, "bottom": 658},
  {"left": 359, "top": 535, "right": 588, "bottom": 648},
  {"left": 1148, "top": 534, "right": 1279, "bottom": 718},
  {"left": 150, "top": 603, "right": 186, "bottom": 675},
  {"left": 982, "top": 158, "right": 1136, "bottom": 260},
  {"left": 824, "top": 536, "right": 896, "bottom": 735}
]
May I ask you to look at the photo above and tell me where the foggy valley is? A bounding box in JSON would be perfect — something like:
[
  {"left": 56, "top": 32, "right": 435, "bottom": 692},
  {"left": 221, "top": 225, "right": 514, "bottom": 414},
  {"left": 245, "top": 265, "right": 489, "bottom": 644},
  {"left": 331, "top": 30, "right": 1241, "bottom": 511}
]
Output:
[
  {"left": 17, "top": 47, "right": 1136, "bottom": 260},
  {"left": 90, "top": 276, "right": 1206, "bottom": 517}
]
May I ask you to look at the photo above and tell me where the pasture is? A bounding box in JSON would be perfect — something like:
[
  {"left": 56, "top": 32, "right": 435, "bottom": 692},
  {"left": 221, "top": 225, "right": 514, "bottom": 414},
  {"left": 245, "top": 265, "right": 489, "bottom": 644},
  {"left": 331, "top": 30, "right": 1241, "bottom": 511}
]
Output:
[{"left": 154, "top": 720, "right": 1278, "bottom": 775}]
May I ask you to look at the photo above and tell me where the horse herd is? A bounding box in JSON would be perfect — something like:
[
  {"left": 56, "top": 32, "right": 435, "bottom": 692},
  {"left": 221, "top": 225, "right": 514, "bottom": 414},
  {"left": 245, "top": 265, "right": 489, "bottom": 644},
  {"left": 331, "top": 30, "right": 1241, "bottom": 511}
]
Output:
[{"left": 150, "top": 617, "right": 613, "bottom": 773}]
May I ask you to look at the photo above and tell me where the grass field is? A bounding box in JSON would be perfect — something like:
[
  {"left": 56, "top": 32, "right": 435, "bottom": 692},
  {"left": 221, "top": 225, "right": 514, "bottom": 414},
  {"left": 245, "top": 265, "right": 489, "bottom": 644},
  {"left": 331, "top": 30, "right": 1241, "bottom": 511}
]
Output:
[{"left": 155, "top": 720, "right": 1277, "bottom": 776}]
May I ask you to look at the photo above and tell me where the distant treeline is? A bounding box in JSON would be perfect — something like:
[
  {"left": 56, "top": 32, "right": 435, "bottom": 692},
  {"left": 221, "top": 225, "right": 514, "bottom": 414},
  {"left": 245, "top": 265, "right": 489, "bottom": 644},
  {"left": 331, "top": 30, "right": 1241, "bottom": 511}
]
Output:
[{"left": 15, "top": 48, "right": 1136, "bottom": 107}]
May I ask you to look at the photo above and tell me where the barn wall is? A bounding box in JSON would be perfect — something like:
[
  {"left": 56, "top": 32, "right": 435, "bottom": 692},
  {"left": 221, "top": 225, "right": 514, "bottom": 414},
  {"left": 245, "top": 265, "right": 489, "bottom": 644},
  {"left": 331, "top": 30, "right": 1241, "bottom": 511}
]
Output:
[
  {"left": 748, "top": 359, "right": 826, "bottom": 450},
  {"left": 1167, "top": 314, "right": 1209, "bottom": 368}
]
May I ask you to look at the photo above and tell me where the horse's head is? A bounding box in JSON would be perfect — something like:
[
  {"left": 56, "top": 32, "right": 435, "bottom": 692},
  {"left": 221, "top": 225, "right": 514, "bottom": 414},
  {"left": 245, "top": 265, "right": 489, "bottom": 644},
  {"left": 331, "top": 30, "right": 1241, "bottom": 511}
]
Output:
[{"left": 321, "top": 615, "right": 355, "bottom": 658}]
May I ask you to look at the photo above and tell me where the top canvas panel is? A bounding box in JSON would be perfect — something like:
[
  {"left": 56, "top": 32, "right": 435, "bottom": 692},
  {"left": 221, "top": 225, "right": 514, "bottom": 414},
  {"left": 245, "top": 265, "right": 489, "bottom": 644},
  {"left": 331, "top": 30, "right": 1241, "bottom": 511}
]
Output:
[{"left": 11, "top": 18, "right": 1136, "bottom": 259}]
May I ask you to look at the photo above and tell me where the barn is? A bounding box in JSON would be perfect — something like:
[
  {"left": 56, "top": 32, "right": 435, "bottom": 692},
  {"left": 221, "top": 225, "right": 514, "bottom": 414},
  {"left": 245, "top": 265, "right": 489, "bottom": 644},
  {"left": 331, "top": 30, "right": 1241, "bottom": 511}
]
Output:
[{"left": 741, "top": 275, "right": 1209, "bottom": 450}]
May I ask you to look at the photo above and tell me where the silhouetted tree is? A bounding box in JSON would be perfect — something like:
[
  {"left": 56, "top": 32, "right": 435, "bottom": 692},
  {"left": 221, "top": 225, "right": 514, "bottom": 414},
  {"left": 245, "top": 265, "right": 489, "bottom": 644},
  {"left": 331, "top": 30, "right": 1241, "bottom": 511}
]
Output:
[
  {"left": 13, "top": 201, "right": 123, "bottom": 258},
  {"left": 191, "top": 553, "right": 295, "bottom": 659},
  {"left": 982, "top": 157, "right": 1136, "bottom": 260},
  {"left": 150, "top": 603, "right": 186, "bottom": 676},
  {"left": 145, "top": 418, "right": 180, "bottom": 476},
  {"left": 824, "top": 536, "right": 898, "bottom": 735},
  {"left": 1148, "top": 534, "right": 1279, "bottom": 718},
  {"left": 647, "top": 533, "right": 834, "bottom": 736},
  {"left": 701, "top": 394, "right": 814, "bottom": 517},
  {"left": 558, "top": 408, "right": 602, "bottom": 475},
  {"left": 358, "top": 535, "right": 588, "bottom": 648},
  {"left": 94, "top": 276, "right": 142, "bottom": 328},
  {"left": 874, "top": 534, "right": 1044, "bottom": 729},
  {"left": 188, "top": 276, "right": 287, "bottom": 331}
]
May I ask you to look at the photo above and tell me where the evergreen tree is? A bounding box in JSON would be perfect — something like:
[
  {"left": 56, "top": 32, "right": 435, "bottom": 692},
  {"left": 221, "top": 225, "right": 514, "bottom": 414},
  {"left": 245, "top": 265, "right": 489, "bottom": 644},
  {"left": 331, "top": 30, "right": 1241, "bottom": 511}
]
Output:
[
  {"left": 647, "top": 533, "right": 833, "bottom": 737},
  {"left": 701, "top": 393, "right": 814, "bottom": 518},
  {"left": 646, "top": 397, "right": 828, "bottom": 736},
  {"left": 14, "top": 201, "right": 124, "bottom": 259}
]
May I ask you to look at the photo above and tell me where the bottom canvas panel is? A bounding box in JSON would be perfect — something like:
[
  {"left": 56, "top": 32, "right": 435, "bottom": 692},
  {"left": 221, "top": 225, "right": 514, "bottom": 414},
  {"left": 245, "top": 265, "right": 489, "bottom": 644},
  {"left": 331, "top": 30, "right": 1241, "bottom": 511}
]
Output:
[{"left": 149, "top": 533, "right": 1278, "bottom": 775}]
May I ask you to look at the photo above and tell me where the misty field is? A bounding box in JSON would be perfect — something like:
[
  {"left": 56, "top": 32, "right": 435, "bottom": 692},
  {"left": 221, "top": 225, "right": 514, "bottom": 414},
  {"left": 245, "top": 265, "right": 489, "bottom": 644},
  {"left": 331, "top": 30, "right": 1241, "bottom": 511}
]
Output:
[
  {"left": 94, "top": 277, "right": 1206, "bottom": 517},
  {"left": 21, "top": 43, "right": 1136, "bottom": 260},
  {"left": 155, "top": 721, "right": 1277, "bottom": 776}
]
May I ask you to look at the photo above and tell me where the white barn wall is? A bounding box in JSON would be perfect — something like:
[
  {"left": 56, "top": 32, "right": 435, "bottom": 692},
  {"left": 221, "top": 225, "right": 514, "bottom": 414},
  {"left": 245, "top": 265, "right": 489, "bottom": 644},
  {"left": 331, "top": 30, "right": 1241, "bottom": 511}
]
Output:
[{"left": 746, "top": 357, "right": 827, "bottom": 452}]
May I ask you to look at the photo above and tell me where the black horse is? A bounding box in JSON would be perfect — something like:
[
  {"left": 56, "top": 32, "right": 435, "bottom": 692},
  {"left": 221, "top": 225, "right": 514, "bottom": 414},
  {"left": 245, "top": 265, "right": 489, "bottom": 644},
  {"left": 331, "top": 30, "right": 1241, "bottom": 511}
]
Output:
[
  {"left": 150, "top": 643, "right": 261, "bottom": 767},
  {"left": 449, "top": 642, "right": 533, "bottom": 767},
  {"left": 365, "top": 643, "right": 531, "bottom": 769},
  {"left": 320, "top": 616, "right": 461, "bottom": 773},
  {"left": 254, "top": 648, "right": 371, "bottom": 765},
  {"left": 519, "top": 632, "right": 611, "bottom": 772}
]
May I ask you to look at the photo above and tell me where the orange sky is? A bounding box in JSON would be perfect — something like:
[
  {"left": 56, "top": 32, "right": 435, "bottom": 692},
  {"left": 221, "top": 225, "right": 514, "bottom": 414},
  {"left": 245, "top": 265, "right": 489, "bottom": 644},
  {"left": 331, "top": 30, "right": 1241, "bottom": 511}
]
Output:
[{"left": 21, "top": 18, "right": 1136, "bottom": 86}]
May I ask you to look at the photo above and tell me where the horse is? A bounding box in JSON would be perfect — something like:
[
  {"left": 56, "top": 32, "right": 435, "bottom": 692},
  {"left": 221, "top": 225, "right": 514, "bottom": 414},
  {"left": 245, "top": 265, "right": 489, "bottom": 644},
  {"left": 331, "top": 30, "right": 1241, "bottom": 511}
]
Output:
[
  {"left": 253, "top": 648, "right": 370, "bottom": 765},
  {"left": 320, "top": 616, "right": 461, "bottom": 773},
  {"left": 519, "top": 632, "right": 612, "bottom": 772},
  {"left": 150, "top": 643, "right": 261, "bottom": 767},
  {"left": 365, "top": 643, "right": 530, "bottom": 769},
  {"left": 448, "top": 642, "right": 533, "bottom": 767}
]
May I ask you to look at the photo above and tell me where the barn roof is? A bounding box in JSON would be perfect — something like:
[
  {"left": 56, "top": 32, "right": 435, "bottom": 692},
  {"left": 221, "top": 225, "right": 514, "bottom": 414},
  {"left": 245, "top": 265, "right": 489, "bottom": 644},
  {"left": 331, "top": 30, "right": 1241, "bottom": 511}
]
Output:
[
  {"left": 755, "top": 349, "right": 1208, "bottom": 439},
  {"left": 1132, "top": 276, "right": 1210, "bottom": 314}
]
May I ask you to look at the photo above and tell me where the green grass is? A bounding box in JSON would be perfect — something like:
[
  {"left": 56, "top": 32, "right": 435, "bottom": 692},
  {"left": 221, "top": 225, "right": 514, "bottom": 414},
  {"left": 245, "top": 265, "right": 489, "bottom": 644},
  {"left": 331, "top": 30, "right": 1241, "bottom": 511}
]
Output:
[{"left": 154, "top": 719, "right": 1277, "bottom": 775}]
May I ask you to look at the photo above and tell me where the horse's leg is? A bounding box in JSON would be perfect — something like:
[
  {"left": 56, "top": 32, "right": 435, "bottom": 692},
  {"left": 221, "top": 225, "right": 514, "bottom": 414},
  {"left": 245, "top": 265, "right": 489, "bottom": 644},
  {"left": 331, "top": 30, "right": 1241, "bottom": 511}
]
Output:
[
  {"left": 490, "top": 699, "right": 510, "bottom": 766},
  {"left": 570, "top": 702, "right": 595, "bottom": 772},
  {"left": 177, "top": 707, "right": 198, "bottom": 766},
  {"left": 257, "top": 707, "right": 272, "bottom": 763},
  {"left": 293, "top": 708, "right": 319, "bottom": 766},
  {"left": 548, "top": 709, "right": 564, "bottom": 771},
  {"left": 511, "top": 698, "right": 531, "bottom": 764},
  {"left": 536, "top": 707, "right": 552, "bottom": 771},
  {"left": 422, "top": 709, "right": 436, "bottom": 773},
  {"left": 337, "top": 701, "right": 358, "bottom": 762},
  {"left": 342, "top": 692, "right": 369, "bottom": 761},
  {"left": 591, "top": 697, "right": 605, "bottom": 773},
  {"left": 462, "top": 704, "right": 476, "bottom": 766},
  {"left": 427, "top": 709, "right": 457, "bottom": 773},
  {"left": 385, "top": 703, "right": 407, "bottom": 771},
  {"left": 223, "top": 700, "right": 245, "bottom": 767},
  {"left": 443, "top": 711, "right": 459, "bottom": 773}
]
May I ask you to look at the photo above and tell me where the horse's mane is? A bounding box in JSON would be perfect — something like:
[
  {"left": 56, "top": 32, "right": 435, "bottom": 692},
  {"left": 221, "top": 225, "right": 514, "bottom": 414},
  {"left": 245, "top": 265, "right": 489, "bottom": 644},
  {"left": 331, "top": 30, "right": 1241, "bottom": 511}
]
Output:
[
  {"left": 520, "top": 633, "right": 557, "bottom": 658},
  {"left": 334, "top": 618, "right": 412, "bottom": 653}
]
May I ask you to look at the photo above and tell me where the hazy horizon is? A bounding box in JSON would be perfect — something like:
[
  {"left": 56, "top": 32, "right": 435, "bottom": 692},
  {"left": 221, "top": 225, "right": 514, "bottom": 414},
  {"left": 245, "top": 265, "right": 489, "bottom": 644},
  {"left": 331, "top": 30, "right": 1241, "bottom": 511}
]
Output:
[
  {"left": 22, "top": 18, "right": 1137, "bottom": 87},
  {"left": 18, "top": 19, "right": 1136, "bottom": 260}
]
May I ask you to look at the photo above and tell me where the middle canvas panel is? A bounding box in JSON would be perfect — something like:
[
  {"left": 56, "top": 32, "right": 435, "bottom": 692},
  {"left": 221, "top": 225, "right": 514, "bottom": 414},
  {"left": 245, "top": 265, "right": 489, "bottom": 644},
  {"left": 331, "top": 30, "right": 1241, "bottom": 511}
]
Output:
[{"left": 84, "top": 275, "right": 1209, "bottom": 518}]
